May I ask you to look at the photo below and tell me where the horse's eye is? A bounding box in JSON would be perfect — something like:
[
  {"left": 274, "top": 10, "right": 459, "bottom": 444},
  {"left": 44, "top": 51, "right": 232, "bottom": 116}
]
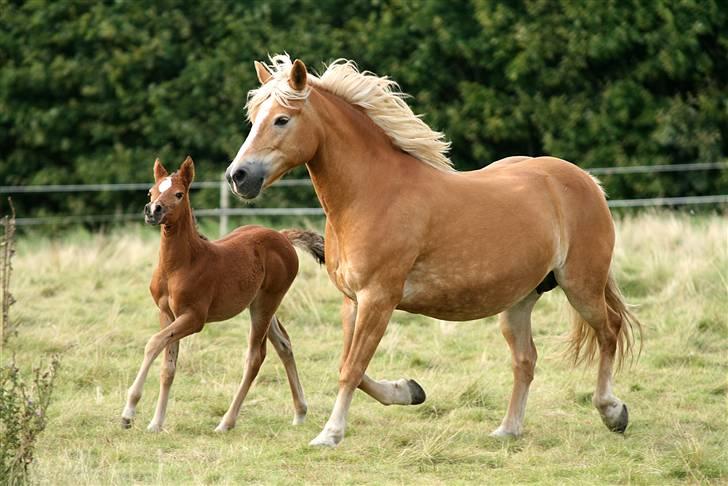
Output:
[
  {"left": 274, "top": 116, "right": 290, "bottom": 127},
  {"left": 175, "top": 192, "right": 183, "bottom": 199},
  {"left": 148, "top": 191, "right": 152, "bottom": 198}
]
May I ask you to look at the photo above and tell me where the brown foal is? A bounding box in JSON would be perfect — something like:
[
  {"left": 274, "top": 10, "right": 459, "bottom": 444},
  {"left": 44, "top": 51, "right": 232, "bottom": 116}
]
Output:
[{"left": 120, "top": 156, "right": 324, "bottom": 433}]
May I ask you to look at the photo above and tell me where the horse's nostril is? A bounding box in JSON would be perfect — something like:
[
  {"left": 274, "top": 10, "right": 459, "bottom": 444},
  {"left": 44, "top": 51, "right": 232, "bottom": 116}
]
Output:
[
  {"left": 232, "top": 169, "right": 248, "bottom": 184},
  {"left": 154, "top": 205, "right": 162, "bottom": 214}
]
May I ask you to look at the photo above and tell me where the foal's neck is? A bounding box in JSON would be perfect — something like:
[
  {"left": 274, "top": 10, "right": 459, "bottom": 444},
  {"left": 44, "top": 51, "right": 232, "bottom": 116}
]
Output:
[{"left": 159, "top": 203, "right": 204, "bottom": 270}]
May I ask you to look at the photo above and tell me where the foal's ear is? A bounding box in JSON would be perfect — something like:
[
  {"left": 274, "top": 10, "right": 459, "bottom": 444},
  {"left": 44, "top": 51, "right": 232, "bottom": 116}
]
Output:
[
  {"left": 179, "top": 156, "right": 195, "bottom": 187},
  {"left": 154, "top": 158, "right": 169, "bottom": 182},
  {"left": 288, "top": 59, "right": 307, "bottom": 91},
  {"left": 255, "top": 61, "right": 272, "bottom": 85}
]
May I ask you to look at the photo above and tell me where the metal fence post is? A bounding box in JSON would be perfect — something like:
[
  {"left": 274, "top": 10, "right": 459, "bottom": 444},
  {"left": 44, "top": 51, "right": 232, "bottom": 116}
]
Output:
[{"left": 219, "top": 173, "right": 229, "bottom": 238}]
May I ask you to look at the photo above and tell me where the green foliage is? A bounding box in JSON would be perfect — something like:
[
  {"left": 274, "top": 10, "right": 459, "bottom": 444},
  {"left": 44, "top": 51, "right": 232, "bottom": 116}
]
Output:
[
  {"left": 0, "top": 356, "right": 60, "bottom": 486},
  {"left": 1, "top": 0, "right": 726, "bottom": 219}
]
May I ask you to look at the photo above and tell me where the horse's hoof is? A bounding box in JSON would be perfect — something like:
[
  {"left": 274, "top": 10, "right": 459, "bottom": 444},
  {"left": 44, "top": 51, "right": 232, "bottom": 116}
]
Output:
[
  {"left": 121, "top": 417, "right": 132, "bottom": 429},
  {"left": 214, "top": 423, "right": 232, "bottom": 433},
  {"left": 606, "top": 403, "right": 629, "bottom": 433},
  {"left": 407, "top": 379, "right": 426, "bottom": 405},
  {"left": 309, "top": 429, "right": 342, "bottom": 447},
  {"left": 489, "top": 426, "right": 520, "bottom": 439}
]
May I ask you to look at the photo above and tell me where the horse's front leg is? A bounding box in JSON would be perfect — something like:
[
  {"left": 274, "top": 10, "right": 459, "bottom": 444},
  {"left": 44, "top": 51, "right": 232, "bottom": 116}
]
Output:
[
  {"left": 121, "top": 312, "right": 204, "bottom": 429},
  {"left": 339, "top": 297, "right": 426, "bottom": 406},
  {"left": 310, "top": 289, "right": 398, "bottom": 447}
]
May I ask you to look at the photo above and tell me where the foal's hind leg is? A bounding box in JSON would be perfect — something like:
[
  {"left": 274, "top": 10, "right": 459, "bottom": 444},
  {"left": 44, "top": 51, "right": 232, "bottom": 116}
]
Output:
[
  {"left": 491, "top": 292, "right": 540, "bottom": 438},
  {"left": 215, "top": 292, "right": 277, "bottom": 432},
  {"left": 268, "top": 316, "right": 307, "bottom": 425}
]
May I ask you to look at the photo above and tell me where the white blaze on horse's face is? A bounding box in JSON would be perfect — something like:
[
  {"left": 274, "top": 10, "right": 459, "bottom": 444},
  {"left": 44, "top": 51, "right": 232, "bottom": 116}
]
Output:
[
  {"left": 231, "top": 97, "right": 275, "bottom": 167},
  {"left": 226, "top": 60, "right": 321, "bottom": 200}
]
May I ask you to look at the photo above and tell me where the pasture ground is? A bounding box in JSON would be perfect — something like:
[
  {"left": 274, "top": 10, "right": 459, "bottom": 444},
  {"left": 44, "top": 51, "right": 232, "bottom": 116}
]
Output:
[{"left": 6, "top": 212, "right": 727, "bottom": 484}]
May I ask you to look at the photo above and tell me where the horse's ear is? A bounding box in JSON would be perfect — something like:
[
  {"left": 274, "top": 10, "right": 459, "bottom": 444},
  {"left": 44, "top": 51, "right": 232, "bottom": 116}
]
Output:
[
  {"left": 288, "top": 59, "right": 307, "bottom": 91},
  {"left": 154, "top": 158, "right": 168, "bottom": 182},
  {"left": 179, "top": 156, "right": 195, "bottom": 187},
  {"left": 255, "top": 61, "right": 272, "bottom": 85}
]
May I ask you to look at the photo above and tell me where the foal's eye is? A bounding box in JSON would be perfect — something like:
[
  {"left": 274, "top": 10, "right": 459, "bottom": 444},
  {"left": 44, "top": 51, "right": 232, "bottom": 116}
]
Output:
[
  {"left": 274, "top": 116, "right": 290, "bottom": 127},
  {"left": 147, "top": 191, "right": 152, "bottom": 198},
  {"left": 175, "top": 192, "right": 183, "bottom": 199}
]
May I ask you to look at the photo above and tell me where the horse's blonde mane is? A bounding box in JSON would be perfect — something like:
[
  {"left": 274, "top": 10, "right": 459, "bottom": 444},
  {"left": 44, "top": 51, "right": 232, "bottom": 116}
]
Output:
[{"left": 246, "top": 54, "right": 453, "bottom": 171}]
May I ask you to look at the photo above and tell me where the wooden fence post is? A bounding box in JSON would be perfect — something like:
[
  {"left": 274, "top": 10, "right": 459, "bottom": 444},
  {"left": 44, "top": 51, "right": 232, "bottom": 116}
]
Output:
[{"left": 219, "top": 173, "right": 229, "bottom": 238}]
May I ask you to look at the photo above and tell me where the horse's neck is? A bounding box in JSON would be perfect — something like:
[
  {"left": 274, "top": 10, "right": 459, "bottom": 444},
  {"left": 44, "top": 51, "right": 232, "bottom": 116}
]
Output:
[
  {"left": 306, "top": 90, "right": 421, "bottom": 224},
  {"left": 159, "top": 205, "right": 203, "bottom": 271}
]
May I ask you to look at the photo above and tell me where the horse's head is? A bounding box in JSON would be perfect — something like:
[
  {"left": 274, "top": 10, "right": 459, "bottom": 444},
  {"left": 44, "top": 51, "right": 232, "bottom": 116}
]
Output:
[
  {"left": 226, "top": 57, "right": 320, "bottom": 199},
  {"left": 144, "top": 156, "right": 195, "bottom": 225}
]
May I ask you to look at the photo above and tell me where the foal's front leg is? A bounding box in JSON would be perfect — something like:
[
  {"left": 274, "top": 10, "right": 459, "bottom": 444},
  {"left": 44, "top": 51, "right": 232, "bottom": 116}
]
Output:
[
  {"left": 147, "top": 309, "right": 178, "bottom": 432},
  {"left": 121, "top": 312, "right": 203, "bottom": 429},
  {"left": 310, "top": 290, "right": 398, "bottom": 447}
]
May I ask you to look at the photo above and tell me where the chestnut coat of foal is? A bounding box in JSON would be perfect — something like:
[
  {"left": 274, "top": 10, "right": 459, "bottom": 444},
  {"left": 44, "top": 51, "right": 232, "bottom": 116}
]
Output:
[{"left": 120, "top": 156, "right": 324, "bottom": 433}]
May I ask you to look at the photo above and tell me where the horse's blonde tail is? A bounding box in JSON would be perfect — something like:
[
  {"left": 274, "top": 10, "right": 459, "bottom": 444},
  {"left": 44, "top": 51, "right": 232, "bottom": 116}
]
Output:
[
  {"left": 281, "top": 229, "right": 325, "bottom": 264},
  {"left": 567, "top": 272, "right": 642, "bottom": 371}
]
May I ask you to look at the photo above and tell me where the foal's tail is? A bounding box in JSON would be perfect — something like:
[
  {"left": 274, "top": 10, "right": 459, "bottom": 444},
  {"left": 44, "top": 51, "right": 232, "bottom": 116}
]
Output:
[
  {"left": 567, "top": 272, "right": 643, "bottom": 371},
  {"left": 281, "top": 229, "right": 325, "bottom": 264}
]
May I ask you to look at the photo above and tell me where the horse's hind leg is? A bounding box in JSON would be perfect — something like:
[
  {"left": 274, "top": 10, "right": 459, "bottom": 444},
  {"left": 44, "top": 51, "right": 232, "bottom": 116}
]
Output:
[
  {"left": 491, "top": 292, "right": 540, "bottom": 438},
  {"left": 268, "top": 315, "right": 307, "bottom": 425},
  {"left": 558, "top": 272, "right": 629, "bottom": 433},
  {"left": 215, "top": 292, "right": 277, "bottom": 432}
]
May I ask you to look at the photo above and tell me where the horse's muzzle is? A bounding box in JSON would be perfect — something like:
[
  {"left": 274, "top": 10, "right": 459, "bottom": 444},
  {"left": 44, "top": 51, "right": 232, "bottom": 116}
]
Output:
[{"left": 227, "top": 162, "right": 266, "bottom": 199}]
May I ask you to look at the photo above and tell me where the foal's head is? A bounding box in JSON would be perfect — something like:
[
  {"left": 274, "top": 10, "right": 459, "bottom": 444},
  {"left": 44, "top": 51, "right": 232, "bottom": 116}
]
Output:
[
  {"left": 144, "top": 156, "right": 195, "bottom": 226},
  {"left": 226, "top": 57, "right": 320, "bottom": 199}
]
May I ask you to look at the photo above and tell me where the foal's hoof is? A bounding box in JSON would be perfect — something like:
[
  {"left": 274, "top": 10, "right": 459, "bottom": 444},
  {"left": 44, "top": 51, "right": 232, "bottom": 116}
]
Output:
[
  {"left": 407, "top": 379, "right": 427, "bottom": 405},
  {"left": 120, "top": 417, "right": 132, "bottom": 429},
  {"left": 604, "top": 403, "right": 629, "bottom": 433},
  {"left": 214, "top": 423, "right": 233, "bottom": 433},
  {"left": 146, "top": 422, "right": 163, "bottom": 433}
]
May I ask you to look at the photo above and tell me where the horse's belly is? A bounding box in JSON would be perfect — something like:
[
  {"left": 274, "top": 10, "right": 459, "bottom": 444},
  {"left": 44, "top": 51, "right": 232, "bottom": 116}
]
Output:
[{"left": 397, "top": 262, "right": 543, "bottom": 321}]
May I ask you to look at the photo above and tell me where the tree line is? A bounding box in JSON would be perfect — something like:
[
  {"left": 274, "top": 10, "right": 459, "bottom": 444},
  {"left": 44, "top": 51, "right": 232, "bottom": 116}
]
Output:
[{"left": 1, "top": 0, "right": 726, "bottom": 219}]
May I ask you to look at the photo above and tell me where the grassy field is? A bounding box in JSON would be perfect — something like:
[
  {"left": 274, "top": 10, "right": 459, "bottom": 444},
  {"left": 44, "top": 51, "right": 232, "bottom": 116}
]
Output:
[{"left": 5, "top": 212, "right": 727, "bottom": 484}]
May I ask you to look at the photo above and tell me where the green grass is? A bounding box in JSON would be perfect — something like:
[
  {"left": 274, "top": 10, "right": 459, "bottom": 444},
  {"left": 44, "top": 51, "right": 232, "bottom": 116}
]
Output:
[{"left": 5, "top": 212, "right": 727, "bottom": 484}]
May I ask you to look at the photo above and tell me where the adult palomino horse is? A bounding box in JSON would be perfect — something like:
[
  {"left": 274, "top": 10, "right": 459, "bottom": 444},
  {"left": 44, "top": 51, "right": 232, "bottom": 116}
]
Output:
[
  {"left": 121, "top": 156, "right": 324, "bottom": 433},
  {"left": 226, "top": 55, "right": 641, "bottom": 447}
]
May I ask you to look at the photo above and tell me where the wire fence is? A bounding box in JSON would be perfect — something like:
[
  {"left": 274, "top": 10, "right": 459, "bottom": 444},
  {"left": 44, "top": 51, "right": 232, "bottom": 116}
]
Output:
[{"left": 2, "top": 161, "right": 726, "bottom": 231}]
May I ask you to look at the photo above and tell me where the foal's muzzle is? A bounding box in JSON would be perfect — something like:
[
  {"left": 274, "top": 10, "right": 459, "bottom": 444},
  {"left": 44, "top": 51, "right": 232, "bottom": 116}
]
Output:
[
  {"left": 226, "top": 161, "right": 266, "bottom": 200},
  {"left": 144, "top": 202, "right": 165, "bottom": 225}
]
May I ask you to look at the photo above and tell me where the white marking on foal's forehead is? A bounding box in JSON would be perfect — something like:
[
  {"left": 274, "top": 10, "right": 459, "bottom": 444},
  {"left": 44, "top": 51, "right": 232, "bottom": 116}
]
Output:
[{"left": 158, "top": 177, "right": 172, "bottom": 193}]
